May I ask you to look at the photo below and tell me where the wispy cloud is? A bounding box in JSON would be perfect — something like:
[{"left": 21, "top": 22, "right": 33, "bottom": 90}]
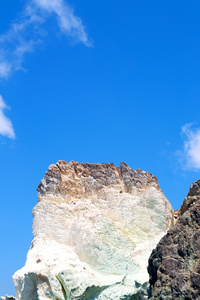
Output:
[
  {"left": 33, "top": 0, "right": 90, "bottom": 45},
  {"left": 0, "top": 95, "right": 15, "bottom": 139},
  {"left": 0, "top": 62, "right": 12, "bottom": 79},
  {"left": 0, "top": 0, "right": 90, "bottom": 79},
  {"left": 0, "top": 0, "right": 90, "bottom": 138},
  {"left": 179, "top": 123, "right": 200, "bottom": 170}
]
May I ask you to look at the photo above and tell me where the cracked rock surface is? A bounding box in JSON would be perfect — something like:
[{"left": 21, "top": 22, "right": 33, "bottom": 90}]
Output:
[{"left": 13, "top": 161, "right": 174, "bottom": 300}]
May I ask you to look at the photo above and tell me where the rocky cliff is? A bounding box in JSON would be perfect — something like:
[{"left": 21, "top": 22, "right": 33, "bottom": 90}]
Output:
[
  {"left": 148, "top": 179, "right": 200, "bottom": 300},
  {"left": 13, "top": 161, "right": 174, "bottom": 300}
]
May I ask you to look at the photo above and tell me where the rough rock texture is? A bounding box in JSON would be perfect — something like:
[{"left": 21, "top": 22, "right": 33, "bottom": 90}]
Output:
[
  {"left": 180, "top": 179, "right": 200, "bottom": 216},
  {"left": 148, "top": 179, "right": 200, "bottom": 300},
  {"left": 13, "top": 161, "right": 174, "bottom": 300}
]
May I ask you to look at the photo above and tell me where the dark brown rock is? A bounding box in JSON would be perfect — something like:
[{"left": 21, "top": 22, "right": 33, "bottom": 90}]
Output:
[
  {"left": 180, "top": 179, "right": 200, "bottom": 216},
  {"left": 148, "top": 179, "right": 200, "bottom": 300}
]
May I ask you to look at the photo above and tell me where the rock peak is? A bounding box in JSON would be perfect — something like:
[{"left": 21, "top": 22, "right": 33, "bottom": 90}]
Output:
[
  {"left": 37, "top": 160, "right": 160, "bottom": 200},
  {"left": 180, "top": 178, "right": 200, "bottom": 215},
  {"left": 13, "top": 160, "right": 174, "bottom": 300}
]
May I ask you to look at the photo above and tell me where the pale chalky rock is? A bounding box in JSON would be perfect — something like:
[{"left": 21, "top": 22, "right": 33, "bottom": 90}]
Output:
[{"left": 13, "top": 161, "right": 174, "bottom": 299}]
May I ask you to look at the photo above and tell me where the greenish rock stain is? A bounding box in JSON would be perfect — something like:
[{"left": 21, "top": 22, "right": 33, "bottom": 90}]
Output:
[
  {"left": 80, "top": 285, "right": 109, "bottom": 300},
  {"left": 46, "top": 274, "right": 71, "bottom": 300}
]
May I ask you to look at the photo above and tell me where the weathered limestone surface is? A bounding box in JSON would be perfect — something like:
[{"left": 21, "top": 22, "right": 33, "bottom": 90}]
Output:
[
  {"left": 13, "top": 161, "right": 174, "bottom": 300},
  {"left": 148, "top": 179, "right": 200, "bottom": 300}
]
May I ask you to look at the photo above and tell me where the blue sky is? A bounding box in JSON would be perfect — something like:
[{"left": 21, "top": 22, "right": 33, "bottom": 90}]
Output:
[{"left": 1, "top": 0, "right": 200, "bottom": 296}]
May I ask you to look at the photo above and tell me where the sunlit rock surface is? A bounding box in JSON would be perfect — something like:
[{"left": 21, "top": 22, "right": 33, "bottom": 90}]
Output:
[{"left": 13, "top": 161, "right": 174, "bottom": 300}]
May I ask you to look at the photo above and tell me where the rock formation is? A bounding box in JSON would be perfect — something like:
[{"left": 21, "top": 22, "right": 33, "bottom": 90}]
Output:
[
  {"left": 13, "top": 161, "right": 174, "bottom": 300},
  {"left": 148, "top": 179, "right": 200, "bottom": 299}
]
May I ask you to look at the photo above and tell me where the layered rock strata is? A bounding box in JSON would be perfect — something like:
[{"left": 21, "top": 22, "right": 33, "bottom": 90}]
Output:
[
  {"left": 148, "top": 179, "right": 200, "bottom": 299},
  {"left": 13, "top": 161, "right": 174, "bottom": 300}
]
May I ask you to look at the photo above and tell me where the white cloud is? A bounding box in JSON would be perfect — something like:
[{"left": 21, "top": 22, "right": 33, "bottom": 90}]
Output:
[
  {"left": 180, "top": 123, "right": 200, "bottom": 170},
  {"left": 0, "top": 62, "right": 12, "bottom": 79},
  {"left": 0, "top": 95, "right": 15, "bottom": 139},
  {"left": 33, "top": 0, "right": 90, "bottom": 45},
  {"left": 0, "top": 0, "right": 90, "bottom": 79}
]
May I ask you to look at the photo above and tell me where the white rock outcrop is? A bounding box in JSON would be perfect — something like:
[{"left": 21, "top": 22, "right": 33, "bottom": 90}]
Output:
[{"left": 13, "top": 161, "right": 174, "bottom": 299}]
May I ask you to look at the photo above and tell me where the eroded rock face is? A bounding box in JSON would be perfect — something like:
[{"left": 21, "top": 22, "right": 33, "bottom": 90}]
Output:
[
  {"left": 148, "top": 179, "right": 200, "bottom": 300},
  {"left": 13, "top": 161, "right": 174, "bottom": 300}
]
